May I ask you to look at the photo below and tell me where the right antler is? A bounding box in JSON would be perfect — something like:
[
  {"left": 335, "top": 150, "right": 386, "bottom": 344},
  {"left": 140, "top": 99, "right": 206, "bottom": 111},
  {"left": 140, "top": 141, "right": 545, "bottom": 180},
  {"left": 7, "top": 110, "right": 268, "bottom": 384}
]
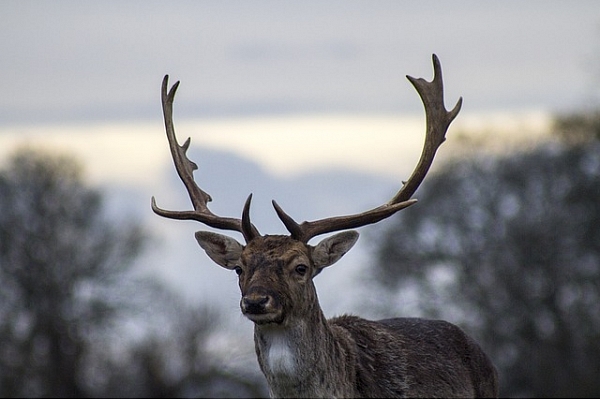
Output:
[
  {"left": 272, "top": 54, "right": 462, "bottom": 242},
  {"left": 390, "top": 54, "right": 462, "bottom": 203},
  {"left": 151, "top": 75, "right": 260, "bottom": 242}
]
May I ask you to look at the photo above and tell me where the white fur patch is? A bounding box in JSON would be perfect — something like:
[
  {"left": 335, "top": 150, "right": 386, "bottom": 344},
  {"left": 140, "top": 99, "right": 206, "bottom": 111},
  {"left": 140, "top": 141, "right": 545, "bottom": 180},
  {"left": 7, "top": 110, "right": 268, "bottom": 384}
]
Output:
[{"left": 265, "top": 331, "right": 296, "bottom": 376}]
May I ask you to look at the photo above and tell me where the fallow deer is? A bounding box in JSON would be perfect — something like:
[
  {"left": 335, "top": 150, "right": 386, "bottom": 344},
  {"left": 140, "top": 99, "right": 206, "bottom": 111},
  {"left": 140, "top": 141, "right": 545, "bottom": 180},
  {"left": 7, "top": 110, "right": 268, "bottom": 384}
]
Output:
[{"left": 152, "top": 55, "right": 499, "bottom": 398}]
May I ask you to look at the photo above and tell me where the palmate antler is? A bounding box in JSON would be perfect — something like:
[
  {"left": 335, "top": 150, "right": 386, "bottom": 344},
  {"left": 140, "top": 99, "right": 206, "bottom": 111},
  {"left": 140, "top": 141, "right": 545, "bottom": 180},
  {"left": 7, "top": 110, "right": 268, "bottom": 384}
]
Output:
[{"left": 152, "top": 54, "right": 462, "bottom": 243}]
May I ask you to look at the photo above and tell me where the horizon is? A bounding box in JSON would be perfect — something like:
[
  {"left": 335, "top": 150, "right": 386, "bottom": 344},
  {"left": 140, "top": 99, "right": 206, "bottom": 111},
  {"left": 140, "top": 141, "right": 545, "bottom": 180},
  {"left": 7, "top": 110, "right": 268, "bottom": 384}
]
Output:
[{"left": 0, "top": 109, "right": 553, "bottom": 187}]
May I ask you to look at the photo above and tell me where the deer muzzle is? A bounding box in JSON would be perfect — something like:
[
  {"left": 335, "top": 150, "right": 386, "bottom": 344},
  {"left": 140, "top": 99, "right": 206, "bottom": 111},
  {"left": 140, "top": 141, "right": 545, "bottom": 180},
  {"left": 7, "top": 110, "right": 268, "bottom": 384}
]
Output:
[{"left": 241, "top": 290, "right": 284, "bottom": 324}]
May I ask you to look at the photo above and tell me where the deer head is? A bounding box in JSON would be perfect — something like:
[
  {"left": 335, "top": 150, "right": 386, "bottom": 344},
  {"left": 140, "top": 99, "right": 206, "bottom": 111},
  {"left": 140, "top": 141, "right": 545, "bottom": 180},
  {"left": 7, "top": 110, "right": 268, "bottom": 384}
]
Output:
[{"left": 151, "top": 54, "right": 462, "bottom": 326}]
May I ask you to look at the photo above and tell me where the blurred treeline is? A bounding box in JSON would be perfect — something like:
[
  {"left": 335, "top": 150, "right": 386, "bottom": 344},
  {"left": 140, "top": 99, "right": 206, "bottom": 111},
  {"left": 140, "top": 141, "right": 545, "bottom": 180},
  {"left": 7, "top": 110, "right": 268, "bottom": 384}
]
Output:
[
  {"left": 1, "top": 109, "right": 599, "bottom": 398},
  {"left": 371, "top": 109, "right": 600, "bottom": 398},
  {"left": 0, "top": 150, "right": 267, "bottom": 398}
]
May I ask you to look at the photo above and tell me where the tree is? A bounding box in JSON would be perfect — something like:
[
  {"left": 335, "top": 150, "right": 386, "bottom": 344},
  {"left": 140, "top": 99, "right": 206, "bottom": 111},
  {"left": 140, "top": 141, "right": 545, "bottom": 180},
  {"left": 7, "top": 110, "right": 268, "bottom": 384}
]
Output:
[
  {"left": 0, "top": 148, "right": 268, "bottom": 398},
  {"left": 553, "top": 109, "right": 600, "bottom": 143},
  {"left": 86, "top": 280, "right": 268, "bottom": 398},
  {"left": 0, "top": 148, "right": 145, "bottom": 397},
  {"left": 372, "top": 138, "right": 600, "bottom": 397},
  {"left": 128, "top": 305, "right": 267, "bottom": 398}
]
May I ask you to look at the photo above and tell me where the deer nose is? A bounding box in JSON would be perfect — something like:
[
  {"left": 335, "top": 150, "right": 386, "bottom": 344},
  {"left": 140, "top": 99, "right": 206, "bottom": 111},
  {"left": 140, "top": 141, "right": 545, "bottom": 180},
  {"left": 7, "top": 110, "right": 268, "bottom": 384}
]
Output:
[{"left": 241, "top": 293, "right": 271, "bottom": 314}]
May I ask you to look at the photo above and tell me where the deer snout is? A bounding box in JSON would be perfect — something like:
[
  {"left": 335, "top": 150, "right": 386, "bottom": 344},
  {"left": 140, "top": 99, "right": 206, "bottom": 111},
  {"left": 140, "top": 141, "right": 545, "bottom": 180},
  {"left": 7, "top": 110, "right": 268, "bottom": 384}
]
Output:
[
  {"left": 240, "top": 289, "right": 284, "bottom": 324},
  {"left": 241, "top": 293, "right": 271, "bottom": 314}
]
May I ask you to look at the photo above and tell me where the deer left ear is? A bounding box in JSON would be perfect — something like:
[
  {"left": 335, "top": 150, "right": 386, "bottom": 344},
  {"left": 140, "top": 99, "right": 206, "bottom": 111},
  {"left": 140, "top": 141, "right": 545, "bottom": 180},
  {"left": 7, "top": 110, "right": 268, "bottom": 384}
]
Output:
[
  {"left": 195, "top": 231, "right": 244, "bottom": 269},
  {"left": 311, "top": 231, "right": 359, "bottom": 272}
]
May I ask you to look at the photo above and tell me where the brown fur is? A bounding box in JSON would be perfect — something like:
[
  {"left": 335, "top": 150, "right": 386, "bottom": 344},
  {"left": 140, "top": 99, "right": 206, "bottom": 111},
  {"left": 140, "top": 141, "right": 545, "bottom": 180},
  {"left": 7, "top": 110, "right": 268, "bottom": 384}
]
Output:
[{"left": 223, "top": 236, "right": 499, "bottom": 398}]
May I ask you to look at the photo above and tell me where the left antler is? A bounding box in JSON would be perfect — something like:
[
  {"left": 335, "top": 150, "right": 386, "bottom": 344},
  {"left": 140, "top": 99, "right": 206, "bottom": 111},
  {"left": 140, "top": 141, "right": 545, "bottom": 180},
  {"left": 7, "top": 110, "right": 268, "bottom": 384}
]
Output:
[
  {"left": 151, "top": 75, "right": 260, "bottom": 242},
  {"left": 273, "top": 54, "right": 462, "bottom": 243}
]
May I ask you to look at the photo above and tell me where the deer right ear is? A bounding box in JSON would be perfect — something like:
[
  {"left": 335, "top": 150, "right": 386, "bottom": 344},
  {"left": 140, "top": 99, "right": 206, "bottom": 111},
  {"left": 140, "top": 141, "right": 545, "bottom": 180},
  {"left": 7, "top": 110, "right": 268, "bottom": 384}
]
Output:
[
  {"left": 195, "top": 231, "right": 243, "bottom": 269},
  {"left": 312, "top": 231, "right": 359, "bottom": 271}
]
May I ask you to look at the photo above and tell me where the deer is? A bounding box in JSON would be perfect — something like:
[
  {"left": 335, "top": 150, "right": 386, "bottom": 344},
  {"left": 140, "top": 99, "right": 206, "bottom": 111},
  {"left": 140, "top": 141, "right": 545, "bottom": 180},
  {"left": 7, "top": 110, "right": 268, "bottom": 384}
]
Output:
[{"left": 151, "top": 54, "right": 499, "bottom": 398}]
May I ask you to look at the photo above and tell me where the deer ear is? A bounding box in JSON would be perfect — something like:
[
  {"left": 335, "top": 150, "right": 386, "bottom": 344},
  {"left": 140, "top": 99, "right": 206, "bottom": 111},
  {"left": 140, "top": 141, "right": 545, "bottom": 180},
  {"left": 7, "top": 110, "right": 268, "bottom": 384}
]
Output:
[
  {"left": 312, "top": 231, "right": 359, "bottom": 271},
  {"left": 195, "top": 231, "right": 243, "bottom": 269}
]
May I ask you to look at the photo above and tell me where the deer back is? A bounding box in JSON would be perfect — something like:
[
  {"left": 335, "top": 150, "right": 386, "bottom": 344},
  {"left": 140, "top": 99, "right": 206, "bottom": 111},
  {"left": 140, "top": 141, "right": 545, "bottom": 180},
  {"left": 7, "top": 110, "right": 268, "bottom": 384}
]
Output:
[{"left": 329, "top": 316, "right": 499, "bottom": 398}]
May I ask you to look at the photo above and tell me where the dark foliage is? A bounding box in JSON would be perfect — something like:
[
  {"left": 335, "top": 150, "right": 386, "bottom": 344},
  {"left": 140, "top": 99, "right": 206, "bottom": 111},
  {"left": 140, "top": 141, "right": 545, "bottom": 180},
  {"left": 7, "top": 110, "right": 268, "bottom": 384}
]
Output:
[
  {"left": 0, "top": 149, "right": 266, "bottom": 398},
  {"left": 553, "top": 109, "right": 600, "bottom": 143},
  {"left": 0, "top": 149, "right": 144, "bottom": 397},
  {"left": 373, "top": 138, "right": 600, "bottom": 397}
]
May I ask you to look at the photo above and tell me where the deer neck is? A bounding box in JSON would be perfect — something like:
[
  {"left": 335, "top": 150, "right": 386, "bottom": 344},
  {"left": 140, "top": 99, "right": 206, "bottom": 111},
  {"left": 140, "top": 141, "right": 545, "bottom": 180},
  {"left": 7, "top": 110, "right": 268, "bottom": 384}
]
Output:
[{"left": 253, "top": 308, "right": 355, "bottom": 398}]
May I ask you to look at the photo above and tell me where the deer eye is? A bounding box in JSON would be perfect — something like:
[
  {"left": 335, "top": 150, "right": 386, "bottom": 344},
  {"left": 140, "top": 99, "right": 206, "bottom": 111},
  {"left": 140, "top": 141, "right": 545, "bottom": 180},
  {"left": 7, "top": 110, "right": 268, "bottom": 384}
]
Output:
[
  {"left": 234, "top": 266, "right": 243, "bottom": 276},
  {"left": 295, "top": 264, "right": 308, "bottom": 276}
]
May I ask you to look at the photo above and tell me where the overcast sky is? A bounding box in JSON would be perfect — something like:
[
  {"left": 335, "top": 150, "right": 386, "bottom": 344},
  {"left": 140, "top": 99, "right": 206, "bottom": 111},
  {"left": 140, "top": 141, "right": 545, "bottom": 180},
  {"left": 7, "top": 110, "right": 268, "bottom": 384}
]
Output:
[
  {"left": 2, "top": 1, "right": 600, "bottom": 347},
  {"left": 2, "top": 1, "right": 599, "bottom": 126}
]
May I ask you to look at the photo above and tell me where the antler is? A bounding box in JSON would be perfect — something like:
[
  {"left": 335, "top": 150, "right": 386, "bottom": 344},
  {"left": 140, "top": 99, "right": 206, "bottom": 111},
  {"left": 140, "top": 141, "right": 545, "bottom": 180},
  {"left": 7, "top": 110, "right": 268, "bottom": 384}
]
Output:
[
  {"left": 151, "top": 75, "right": 260, "bottom": 242},
  {"left": 273, "top": 54, "right": 462, "bottom": 243}
]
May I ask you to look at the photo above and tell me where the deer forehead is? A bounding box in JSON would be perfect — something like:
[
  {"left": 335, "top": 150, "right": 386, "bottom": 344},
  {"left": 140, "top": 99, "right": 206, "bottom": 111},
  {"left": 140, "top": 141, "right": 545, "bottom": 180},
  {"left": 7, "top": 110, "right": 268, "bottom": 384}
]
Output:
[{"left": 241, "top": 235, "right": 311, "bottom": 268}]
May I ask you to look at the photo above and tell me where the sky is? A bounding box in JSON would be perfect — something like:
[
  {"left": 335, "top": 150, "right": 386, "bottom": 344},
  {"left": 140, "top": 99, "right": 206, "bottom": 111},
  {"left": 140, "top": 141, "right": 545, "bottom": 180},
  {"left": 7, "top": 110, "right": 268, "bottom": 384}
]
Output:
[
  {"left": 1, "top": 1, "right": 598, "bottom": 125},
  {"left": 1, "top": 1, "right": 599, "bottom": 357},
  {"left": 2, "top": 1, "right": 597, "bottom": 180}
]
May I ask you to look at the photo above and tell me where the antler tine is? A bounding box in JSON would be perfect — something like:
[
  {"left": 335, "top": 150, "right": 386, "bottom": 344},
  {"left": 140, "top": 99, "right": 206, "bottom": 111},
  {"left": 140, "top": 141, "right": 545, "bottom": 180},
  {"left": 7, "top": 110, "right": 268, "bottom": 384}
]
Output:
[
  {"left": 151, "top": 75, "right": 260, "bottom": 242},
  {"left": 272, "top": 199, "right": 417, "bottom": 243},
  {"left": 273, "top": 54, "right": 461, "bottom": 243},
  {"left": 391, "top": 54, "right": 462, "bottom": 203}
]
